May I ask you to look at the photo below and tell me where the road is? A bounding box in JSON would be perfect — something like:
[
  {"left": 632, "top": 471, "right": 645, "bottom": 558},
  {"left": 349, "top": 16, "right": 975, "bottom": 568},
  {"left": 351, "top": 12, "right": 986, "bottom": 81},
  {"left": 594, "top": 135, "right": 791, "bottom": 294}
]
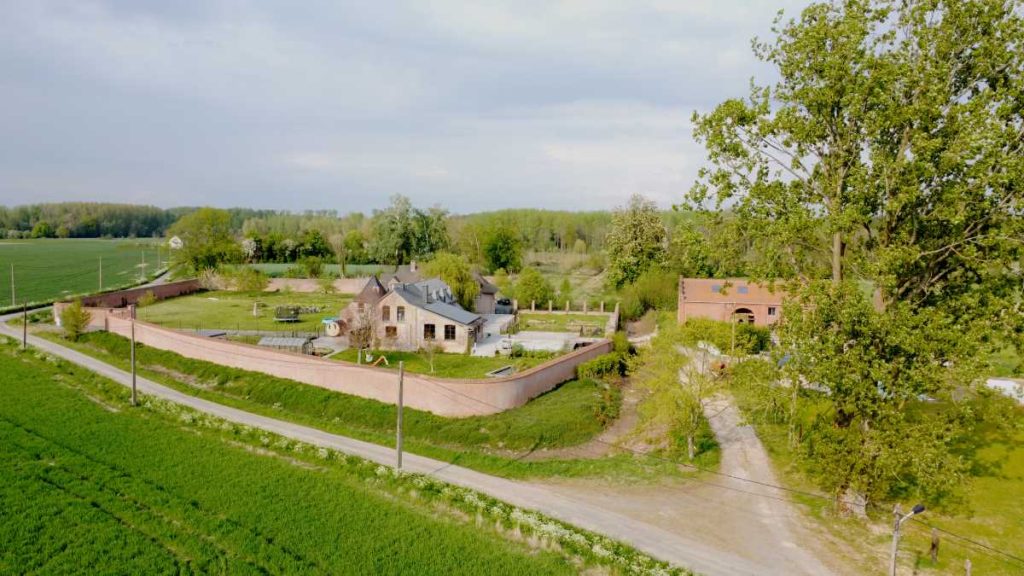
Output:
[{"left": 1, "top": 314, "right": 809, "bottom": 576}]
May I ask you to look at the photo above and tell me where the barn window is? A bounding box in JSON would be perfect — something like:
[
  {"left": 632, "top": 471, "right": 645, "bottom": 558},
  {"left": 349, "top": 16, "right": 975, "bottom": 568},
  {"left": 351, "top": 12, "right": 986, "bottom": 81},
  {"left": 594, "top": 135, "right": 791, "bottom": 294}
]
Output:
[
  {"left": 738, "top": 286, "right": 749, "bottom": 294},
  {"left": 423, "top": 324, "right": 436, "bottom": 340},
  {"left": 385, "top": 326, "right": 397, "bottom": 338},
  {"left": 711, "top": 284, "right": 722, "bottom": 293},
  {"left": 444, "top": 325, "right": 456, "bottom": 340},
  {"left": 768, "top": 306, "right": 777, "bottom": 316},
  {"left": 381, "top": 305, "right": 390, "bottom": 322},
  {"left": 396, "top": 306, "right": 405, "bottom": 322}
]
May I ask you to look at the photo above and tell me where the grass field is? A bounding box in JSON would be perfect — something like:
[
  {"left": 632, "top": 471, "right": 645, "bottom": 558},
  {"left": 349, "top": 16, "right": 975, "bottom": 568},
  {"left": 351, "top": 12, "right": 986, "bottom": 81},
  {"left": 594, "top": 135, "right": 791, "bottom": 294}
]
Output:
[
  {"left": 39, "top": 331, "right": 684, "bottom": 479},
  {"left": 0, "top": 342, "right": 596, "bottom": 575},
  {"left": 137, "top": 290, "right": 352, "bottom": 333},
  {"left": 0, "top": 238, "right": 164, "bottom": 311},
  {"left": 727, "top": 358, "right": 1024, "bottom": 575},
  {"left": 331, "top": 348, "right": 553, "bottom": 378},
  {"left": 519, "top": 312, "right": 610, "bottom": 333}
]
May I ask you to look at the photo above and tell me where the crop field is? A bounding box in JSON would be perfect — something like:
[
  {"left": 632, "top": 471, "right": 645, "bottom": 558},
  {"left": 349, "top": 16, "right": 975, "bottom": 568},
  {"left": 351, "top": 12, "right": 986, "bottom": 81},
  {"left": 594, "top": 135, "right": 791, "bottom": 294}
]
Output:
[
  {"left": 0, "top": 342, "right": 581, "bottom": 575},
  {"left": 519, "top": 312, "right": 610, "bottom": 333},
  {"left": 40, "top": 331, "right": 666, "bottom": 479},
  {"left": 0, "top": 239, "right": 163, "bottom": 311},
  {"left": 137, "top": 290, "right": 352, "bottom": 333},
  {"left": 331, "top": 348, "right": 553, "bottom": 378}
]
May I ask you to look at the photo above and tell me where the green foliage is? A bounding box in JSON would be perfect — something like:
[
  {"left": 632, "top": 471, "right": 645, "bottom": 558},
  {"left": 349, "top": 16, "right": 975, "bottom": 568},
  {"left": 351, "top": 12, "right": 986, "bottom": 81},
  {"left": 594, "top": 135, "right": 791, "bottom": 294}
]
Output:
[
  {"left": 167, "top": 207, "right": 240, "bottom": 274},
  {"left": 577, "top": 353, "right": 625, "bottom": 381},
  {"left": 368, "top": 194, "right": 449, "bottom": 265},
  {"left": 135, "top": 290, "right": 157, "bottom": 308},
  {"left": 423, "top": 252, "right": 479, "bottom": 310},
  {"left": 29, "top": 220, "right": 54, "bottom": 238},
  {"left": 138, "top": 290, "right": 348, "bottom": 333},
  {"left": 483, "top": 226, "right": 523, "bottom": 273},
  {"left": 514, "top": 267, "right": 554, "bottom": 307},
  {"left": 557, "top": 278, "right": 572, "bottom": 303},
  {"left": 676, "top": 318, "right": 770, "bottom": 356},
  {"left": 617, "top": 268, "right": 678, "bottom": 322},
  {"left": 299, "top": 255, "right": 325, "bottom": 278},
  {"left": 605, "top": 194, "right": 666, "bottom": 288},
  {"left": 59, "top": 300, "right": 90, "bottom": 341}
]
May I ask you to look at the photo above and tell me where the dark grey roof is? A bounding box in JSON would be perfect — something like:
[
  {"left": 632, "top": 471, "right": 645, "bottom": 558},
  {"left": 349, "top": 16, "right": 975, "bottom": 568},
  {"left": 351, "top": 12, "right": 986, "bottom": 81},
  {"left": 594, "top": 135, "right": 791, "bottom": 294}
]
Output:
[
  {"left": 354, "top": 276, "right": 387, "bottom": 304},
  {"left": 474, "top": 272, "right": 499, "bottom": 295},
  {"left": 414, "top": 278, "right": 458, "bottom": 305},
  {"left": 392, "top": 283, "right": 482, "bottom": 326}
]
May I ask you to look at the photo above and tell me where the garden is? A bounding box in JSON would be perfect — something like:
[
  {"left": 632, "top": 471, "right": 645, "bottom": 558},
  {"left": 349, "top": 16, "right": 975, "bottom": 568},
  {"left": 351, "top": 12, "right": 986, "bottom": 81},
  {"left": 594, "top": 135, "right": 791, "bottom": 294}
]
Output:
[
  {"left": 330, "top": 347, "right": 554, "bottom": 379},
  {"left": 136, "top": 290, "right": 352, "bottom": 333}
]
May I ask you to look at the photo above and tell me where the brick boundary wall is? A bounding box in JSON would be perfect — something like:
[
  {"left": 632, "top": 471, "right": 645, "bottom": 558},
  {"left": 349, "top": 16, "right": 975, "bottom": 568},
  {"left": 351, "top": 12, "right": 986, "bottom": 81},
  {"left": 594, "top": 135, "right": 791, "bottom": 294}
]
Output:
[
  {"left": 53, "top": 279, "right": 203, "bottom": 328},
  {"left": 74, "top": 308, "right": 611, "bottom": 417}
]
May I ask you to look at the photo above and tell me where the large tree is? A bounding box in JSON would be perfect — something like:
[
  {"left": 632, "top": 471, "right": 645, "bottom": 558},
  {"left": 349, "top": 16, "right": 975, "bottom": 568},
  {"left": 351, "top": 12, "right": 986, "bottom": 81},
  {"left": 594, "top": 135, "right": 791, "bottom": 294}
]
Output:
[
  {"left": 605, "top": 194, "right": 667, "bottom": 288},
  {"left": 166, "top": 207, "right": 240, "bottom": 274},
  {"left": 482, "top": 226, "right": 523, "bottom": 273},
  {"left": 423, "top": 252, "right": 479, "bottom": 310},
  {"left": 690, "top": 0, "right": 1023, "bottom": 510},
  {"left": 369, "top": 195, "right": 449, "bottom": 265}
]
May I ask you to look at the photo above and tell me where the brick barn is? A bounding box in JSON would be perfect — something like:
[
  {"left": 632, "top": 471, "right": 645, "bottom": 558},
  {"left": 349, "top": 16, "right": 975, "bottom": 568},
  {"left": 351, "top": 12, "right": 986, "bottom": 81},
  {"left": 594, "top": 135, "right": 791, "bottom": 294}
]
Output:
[{"left": 677, "top": 278, "right": 786, "bottom": 327}]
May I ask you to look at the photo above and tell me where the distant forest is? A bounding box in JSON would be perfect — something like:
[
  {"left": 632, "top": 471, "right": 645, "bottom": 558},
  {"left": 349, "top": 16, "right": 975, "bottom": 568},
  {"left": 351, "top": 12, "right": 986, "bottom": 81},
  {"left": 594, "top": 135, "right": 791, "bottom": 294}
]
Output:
[{"left": 0, "top": 201, "right": 695, "bottom": 264}]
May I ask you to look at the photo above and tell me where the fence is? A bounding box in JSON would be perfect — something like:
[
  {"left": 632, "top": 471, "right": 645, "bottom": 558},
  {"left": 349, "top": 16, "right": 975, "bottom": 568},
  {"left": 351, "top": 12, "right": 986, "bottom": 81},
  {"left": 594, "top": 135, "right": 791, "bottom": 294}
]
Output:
[{"left": 79, "top": 307, "right": 611, "bottom": 417}]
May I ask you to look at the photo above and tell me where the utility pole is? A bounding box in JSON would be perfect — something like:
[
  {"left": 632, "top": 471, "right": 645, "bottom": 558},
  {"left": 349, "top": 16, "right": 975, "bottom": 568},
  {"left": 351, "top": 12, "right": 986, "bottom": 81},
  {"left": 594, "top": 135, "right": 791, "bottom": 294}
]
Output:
[
  {"left": 140, "top": 250, "right": 146, "bottom": 282},
  {"left": 99, "top": 257, "right": 103, "bottom": 292},
  {"left": 22, "top": 304, "right": 27, "bottom": 350},
  {"left": 130, "top": 308, "right": 138, "bottom": 407},
  {"left": 890, "top": 503, "right": 926, "bottom": 576},
  {"left": 396, "top": 361, "right": 405, "bottom": 470},
  {"left": 9, "top": 263, "right": 14, "bottom": 307}
]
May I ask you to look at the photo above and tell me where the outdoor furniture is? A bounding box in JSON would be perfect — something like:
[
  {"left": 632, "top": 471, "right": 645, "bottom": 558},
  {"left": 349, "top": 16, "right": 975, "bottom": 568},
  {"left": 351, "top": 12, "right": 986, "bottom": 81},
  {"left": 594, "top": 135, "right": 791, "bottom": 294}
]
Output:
[{"left": 273, "top": 306, "right": 300, "bottom": 322}]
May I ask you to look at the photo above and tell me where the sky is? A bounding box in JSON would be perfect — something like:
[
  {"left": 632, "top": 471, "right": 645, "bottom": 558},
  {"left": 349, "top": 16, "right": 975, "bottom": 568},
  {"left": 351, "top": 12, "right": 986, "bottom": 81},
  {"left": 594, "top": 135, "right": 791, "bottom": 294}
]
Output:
[{"left": 0, "top": 0, "right": 809, "bottom": 213}]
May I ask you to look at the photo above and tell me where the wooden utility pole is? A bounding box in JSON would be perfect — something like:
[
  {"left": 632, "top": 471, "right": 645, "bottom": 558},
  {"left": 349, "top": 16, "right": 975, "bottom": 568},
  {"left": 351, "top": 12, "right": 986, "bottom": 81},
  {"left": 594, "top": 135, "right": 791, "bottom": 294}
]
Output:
[
  {"left": 396, "top": 361, "right": 405, "bottom": 470},
  {"left": 890, "top": 504, "right": 903, "bottom": 576},
  {"left": 99, "top": 257, "right": 103, "bottom": 292},
  {"left": 140, "top": 251, "right": 146, "bottom": 281},
  {"left": 130, "top": 313, "right": 138, "bottom": 407},
  {"left": 10, "top": 263, "right": 14, "bottom": 307},
  {"left": 22, "top": 304, "right": 27, "bottom": 350}
]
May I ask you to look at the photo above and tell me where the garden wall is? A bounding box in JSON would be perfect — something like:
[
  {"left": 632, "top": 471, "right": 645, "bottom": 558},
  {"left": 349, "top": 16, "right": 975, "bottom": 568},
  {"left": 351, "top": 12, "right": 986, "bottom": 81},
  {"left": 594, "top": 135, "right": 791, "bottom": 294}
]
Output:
[
  {"left": 97, "top": 312, "right": 611, "bottom": 417},
  {"left": 266, "top": 278, "right": 368, "bottom": 294},
  {"left": 53, "top": 279, "right": 203, "bottom": 329}
]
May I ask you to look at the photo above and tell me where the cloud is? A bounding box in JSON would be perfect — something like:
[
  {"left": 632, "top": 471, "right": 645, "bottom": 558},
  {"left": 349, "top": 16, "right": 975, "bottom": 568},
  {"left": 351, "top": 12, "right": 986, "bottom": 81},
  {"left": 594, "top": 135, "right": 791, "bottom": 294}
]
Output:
[{"left": 0, "top": 0, "right": 811, "bottom": 211}]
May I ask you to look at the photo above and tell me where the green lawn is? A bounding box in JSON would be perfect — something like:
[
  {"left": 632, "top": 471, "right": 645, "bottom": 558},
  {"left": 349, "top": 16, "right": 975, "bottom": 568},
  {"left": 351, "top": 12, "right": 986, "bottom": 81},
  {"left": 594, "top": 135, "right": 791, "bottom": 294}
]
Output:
[
  {"left": 332, "top": 348, "right": 553, "bottom": 378},
  {"left": 41, "top": 331, "right": 685, "bottom": 479},
  {"left": 0, "top": 238, "right": 164, "bottom": 311},
  {"left": 137, "top": 290, "right": 352, "bottom": 333},
  {"left": 0, "top": 341, "right": 579, "bottom": 575},
  {"left": 519, "top": 312, "right": 609, "bottom": 333}
]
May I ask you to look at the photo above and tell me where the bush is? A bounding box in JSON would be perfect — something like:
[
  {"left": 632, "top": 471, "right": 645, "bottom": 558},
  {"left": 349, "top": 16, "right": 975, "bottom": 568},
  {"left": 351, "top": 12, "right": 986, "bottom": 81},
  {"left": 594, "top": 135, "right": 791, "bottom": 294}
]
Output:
[
  {"left": 229, "top": 267, "right": 269, "bottom": 292},
  {"left": 300, "top": 256, "right": 325, "bottom": 278},
  {"left": 677, "top": 318, "right": 771, "bottom": 355},
  {"left": 59, "top": 300, "right": 91, "bottom": 341},
  {"left": 617, "top": 268, "right": 678, "bottom": 321},
  {"left": 136, "top": 290, "right": 158, "bottom": 308}
]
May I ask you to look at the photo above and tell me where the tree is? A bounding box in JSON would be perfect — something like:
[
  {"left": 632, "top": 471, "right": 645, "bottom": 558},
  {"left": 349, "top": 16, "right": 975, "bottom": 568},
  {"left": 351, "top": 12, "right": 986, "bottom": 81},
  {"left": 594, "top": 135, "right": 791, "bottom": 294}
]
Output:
[
  {"left": 368, "top": 195, "right": 449, "bottom": 265},
  {"left": 59, "top": 300, "right": 91, "bottom": 341},
  {"left": 557, "top": 278, "right": 572, "bottom": 305},
  {"left": 514, "top": 267, "right": 553, "bottom": 307},
  {"left": 166, "top": 208, "right": 240, "bottom": 274},
  {"left": 605, "top": 194, "right": 666, "bottom": 288},
  {"left": 483, "top": 226, "right": 522, "bottom": 273},
  {"left": 423, "top": 252, "right": 479, "bottom": 310},
  {"left": 690, "top": 0, "right": 1024, "bottom": 510},
  {"left": 30, "top": 220, "right": 54, "bottom": 238}
]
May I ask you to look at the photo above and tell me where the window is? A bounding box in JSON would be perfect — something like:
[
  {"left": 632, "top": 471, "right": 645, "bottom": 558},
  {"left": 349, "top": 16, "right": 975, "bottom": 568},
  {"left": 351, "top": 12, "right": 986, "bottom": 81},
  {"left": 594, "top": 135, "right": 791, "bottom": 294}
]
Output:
[
  {"left": 385, "top": 326, "right": 397, "bottom": 338},
  {"left": 738, "top": 285, "right": 749, "bottom": 294},
  {"left": 358, "top": 302, "right": 365, "bottom": 313},
  {"left": 381, "top": 305, "right": 390, "bottom": 322},
  {"left": 396, "top": 306, "right": 405, "bottom": 322},
  {"left": 423, "top": 324, "right": 436, "bottom": 340},
  {"left": 711, "top": 284, "right": 722, "bottom": 293},
  {"left": 444, "top": 325, "right": 456, "bottom": 340},
  {"left": 768, "top": 306, "right": 777, "bottom": 316}
]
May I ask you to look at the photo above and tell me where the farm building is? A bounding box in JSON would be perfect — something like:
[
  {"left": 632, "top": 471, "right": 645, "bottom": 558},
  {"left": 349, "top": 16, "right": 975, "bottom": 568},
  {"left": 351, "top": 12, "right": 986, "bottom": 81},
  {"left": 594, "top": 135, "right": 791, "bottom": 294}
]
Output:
[
  {"left": 677, "top": 278, "right": 786, "bottom": 327},
  {"left": 340, "top": 277, "right": 486, "bottom": 353}
]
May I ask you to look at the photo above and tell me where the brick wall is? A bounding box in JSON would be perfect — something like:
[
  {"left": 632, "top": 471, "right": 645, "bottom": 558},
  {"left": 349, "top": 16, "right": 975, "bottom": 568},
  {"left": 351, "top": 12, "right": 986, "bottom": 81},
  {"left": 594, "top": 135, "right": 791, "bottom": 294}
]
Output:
[{"left": 96, "top": 311, "right": 611, "bottom": 417}]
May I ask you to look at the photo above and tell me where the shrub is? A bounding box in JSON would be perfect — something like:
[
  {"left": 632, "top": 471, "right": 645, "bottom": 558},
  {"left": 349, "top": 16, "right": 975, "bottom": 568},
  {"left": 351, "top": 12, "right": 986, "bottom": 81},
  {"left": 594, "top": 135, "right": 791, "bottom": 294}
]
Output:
[
  {"left": 300, "top": 256, "right": 325, "bottom": 278},
  {"left": 677, "top": 318, "right": 771, "bottom": 355},
  {"left": 136, "top": 290, "right": 158, "bottom": 308},
  {"left": 318, "top": 277, "right": 337, "bottom": 294},
  {"left": 617, "top": 268, "right": 678, "bottom": 321},
  {"left": 229, "top": 267, "right": 269, "bottom": 292},
  {"left": 577, "top": 352, "right": 627, "bottom": 380},
  {"left": 59, "top": 300, "right": 91, "bottom": 341}
]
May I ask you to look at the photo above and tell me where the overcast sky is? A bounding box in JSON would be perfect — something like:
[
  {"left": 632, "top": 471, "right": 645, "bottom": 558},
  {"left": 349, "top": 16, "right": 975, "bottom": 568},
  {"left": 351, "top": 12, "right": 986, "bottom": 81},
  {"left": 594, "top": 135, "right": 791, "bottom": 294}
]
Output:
[{"left": 0, "top": 0, "right": 808, "bottom": 213}]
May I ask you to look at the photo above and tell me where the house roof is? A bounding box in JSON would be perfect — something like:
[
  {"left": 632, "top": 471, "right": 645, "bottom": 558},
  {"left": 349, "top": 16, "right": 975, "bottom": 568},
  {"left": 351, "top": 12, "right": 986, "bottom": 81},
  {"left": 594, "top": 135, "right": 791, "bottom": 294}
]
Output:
[
  {"left": 354, "top": 276, "right": 388, "bottom": 305},
  {"left": 474, "top": 272, "right": 498, "bottom": 295},
  {"left": 414, "top": 278, "right": 457, "bottom": 305},
  {"left": 392, "top": 283, "right": 483, "bottom": 326}
]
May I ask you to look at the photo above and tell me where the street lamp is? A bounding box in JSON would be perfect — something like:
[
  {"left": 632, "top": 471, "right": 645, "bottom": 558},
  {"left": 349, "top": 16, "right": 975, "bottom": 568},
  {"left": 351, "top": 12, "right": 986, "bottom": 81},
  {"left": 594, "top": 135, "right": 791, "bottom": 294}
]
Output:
[{"left": 890, "top": 503, "right": 926, "bottom": 576}]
